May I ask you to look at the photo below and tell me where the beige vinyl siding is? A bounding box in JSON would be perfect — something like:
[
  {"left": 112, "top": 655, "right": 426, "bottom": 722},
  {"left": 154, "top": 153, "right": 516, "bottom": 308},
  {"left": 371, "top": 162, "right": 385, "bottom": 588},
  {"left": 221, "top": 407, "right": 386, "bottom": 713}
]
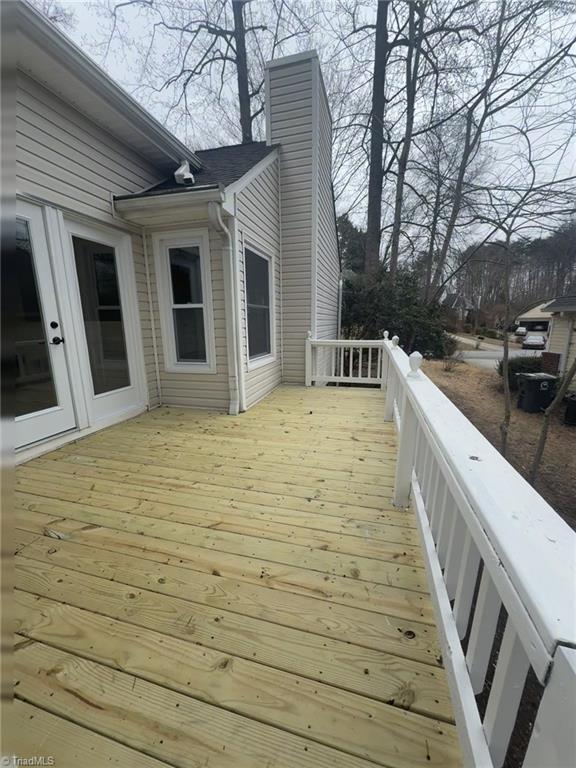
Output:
[
  {"left": 146, "top": 225, "right": 230, "bottom": 410},
  {"left": 17, "top": 73, "right": 161, "bottom": 223},
  {"left": 315, "top": 76, "right": 340, "bottom": 341},
  {"left": 268, "top": 59, "right": 314, "bottom": 383},
  {"left": 236, "top": 159, "right": 282, "bottom": 409},
  {"left": 548, "top": 315, "right": 576, "bottom": 388},
  {"left": 16, "top": 71, "right": 164, "bottom": 408}
]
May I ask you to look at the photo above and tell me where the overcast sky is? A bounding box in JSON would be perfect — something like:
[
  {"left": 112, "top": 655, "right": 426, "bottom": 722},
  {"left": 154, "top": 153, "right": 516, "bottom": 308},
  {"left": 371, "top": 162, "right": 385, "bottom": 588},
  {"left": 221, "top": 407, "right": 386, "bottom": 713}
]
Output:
[{"left": 52, "top": 1, "right": 576, "bottom": 236}]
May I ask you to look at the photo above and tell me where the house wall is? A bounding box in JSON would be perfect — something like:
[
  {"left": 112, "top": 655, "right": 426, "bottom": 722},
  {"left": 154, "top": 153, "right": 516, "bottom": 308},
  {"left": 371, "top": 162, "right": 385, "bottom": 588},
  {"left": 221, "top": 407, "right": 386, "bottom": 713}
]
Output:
[
  {"left": 266, "top": 53, "right": 340, "bottom": 383},
  {"left": 16, "top": 72, "right": 163, "bottom": 408},
  {"left": 315, "top": 72, "right": 340, "bottom": 341},
  {"left": 267, "top": 56, "right": 314, "bottom": 384},
  {"left": 146, "top": 224, "right": 231, "bottom": 410},
  {"left": 235, "top": 159, "right": 282, "bottom": 408},
  {"left": 548, "top": 314, "right": 576, "bottom": 387}
]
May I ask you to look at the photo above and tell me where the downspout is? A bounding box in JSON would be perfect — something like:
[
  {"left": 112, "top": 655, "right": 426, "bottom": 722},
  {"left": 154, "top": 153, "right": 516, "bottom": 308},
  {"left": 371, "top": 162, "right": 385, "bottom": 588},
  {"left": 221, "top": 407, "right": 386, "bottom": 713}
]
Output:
[{"left": 208, "top": 201, "right": 242, "bottom": 415}]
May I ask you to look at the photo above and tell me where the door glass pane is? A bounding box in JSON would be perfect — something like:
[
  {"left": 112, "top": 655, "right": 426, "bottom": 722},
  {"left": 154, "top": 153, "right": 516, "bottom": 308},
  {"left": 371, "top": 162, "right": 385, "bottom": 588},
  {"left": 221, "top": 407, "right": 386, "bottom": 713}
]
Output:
[
  {"left": 73, "top": 236, "right": 130, "bottom": 395},
  {"left": 173, "top": 308, "right": 206, "bottom": 362},
  {"left": 169, "top": 246, "right": 202, "bottom": 304},
  {"left": 15, "top": 218, "right": 58, "bottom": 417}
]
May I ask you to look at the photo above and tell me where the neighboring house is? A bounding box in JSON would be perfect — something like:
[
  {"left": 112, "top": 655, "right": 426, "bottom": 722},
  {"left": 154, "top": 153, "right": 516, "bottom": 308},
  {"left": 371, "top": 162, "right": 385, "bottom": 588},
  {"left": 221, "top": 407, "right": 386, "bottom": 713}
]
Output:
[
  {"left": 514, "top": 301, "right": 553, "bottom": 334},
  {"left": 441, "top": 292, "right": 475, "bottom": 325},
  {"left": 15, "top": 2, "right": 340, "bottom": 453},
  {"left": 545, "top": 295, "right": 576, "bottom": 386}
]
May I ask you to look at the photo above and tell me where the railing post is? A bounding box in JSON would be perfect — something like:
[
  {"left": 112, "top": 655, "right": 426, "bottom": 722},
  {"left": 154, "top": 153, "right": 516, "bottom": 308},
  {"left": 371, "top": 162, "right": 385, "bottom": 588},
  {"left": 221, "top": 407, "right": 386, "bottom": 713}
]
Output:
[
  {"left": 393, "top": 351, "right": 422, "bottom": 507},
  {"left": 305, "top": 331, "right": 312, "bottom": 387},
  {"left": 524, "top": 647, "right": 576, "bottom": 768},
  {"left": 380, "top": 331, "right": 389, "bottom": 390},
  {"left": 383, "top": 335, "right": 399, "bottom": 421}
]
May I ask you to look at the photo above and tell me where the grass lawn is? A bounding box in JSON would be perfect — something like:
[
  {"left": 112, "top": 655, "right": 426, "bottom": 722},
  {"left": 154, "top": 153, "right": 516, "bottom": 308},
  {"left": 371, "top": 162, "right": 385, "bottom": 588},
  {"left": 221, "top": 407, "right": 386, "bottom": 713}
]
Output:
[{"left": 424, "top": 359, "right": 576, "bottom": 529}]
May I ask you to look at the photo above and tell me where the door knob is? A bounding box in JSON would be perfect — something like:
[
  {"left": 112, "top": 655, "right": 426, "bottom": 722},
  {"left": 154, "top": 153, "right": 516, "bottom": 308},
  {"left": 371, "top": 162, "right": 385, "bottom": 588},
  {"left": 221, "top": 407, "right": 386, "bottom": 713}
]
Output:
[{"left": 50, "top": 336, "right": 64, "bottom": 345}]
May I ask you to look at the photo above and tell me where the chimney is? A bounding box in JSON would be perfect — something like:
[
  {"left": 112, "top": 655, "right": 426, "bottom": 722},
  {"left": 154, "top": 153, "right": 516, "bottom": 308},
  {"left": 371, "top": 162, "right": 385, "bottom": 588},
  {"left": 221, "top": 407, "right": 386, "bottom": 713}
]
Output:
[{"left": 265, "top": 51, "right": 339, "bottom": 384}]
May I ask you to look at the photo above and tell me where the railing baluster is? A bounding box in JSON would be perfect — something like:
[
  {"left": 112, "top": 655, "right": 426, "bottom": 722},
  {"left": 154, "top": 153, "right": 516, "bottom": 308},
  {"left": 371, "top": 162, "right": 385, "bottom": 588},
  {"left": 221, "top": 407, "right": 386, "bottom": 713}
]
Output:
[
  {"left": 484, "top": 623, "right": 530, "bottom": 768},
  {"left": 444, "top": 512, "right": 465, "bottom": 599},
  {"left": 436, "top": 490, "right": 454, "bottom": 567},
  {"left": 426, "top": 462, "right": 441, "bottom": 524},
  {"left": 348, "top": 346, "right": 353, "bottom": 377},
  {"left": 466, "top": 569, "right": 501, "bottom": 694},
  {"left": 367, "top": 347, "right": 372, "bottom": 379},
  {"left": 331, "top": 347, "right": 336, "bottom": 378},
  {"left": 358, "top": 347, "right": 363, "bottom": 379},
  {"left": 454, "top": 532, "right": 481, "bottom": 638},
  {"left": 431, "top": 477, "right": 448, "bottom": 542}
]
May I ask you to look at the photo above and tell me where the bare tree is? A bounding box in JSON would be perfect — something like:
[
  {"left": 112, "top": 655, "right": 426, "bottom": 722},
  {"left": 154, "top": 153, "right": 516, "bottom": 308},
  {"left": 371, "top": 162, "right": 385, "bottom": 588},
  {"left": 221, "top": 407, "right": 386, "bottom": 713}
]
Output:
[
  {"left": 97, "top": 0, "right": 314, "bottom": 145},
  {"left": 529, "top": 355, "right": 576, "bottom": 484},
  {"left": 365, "top": 0, "right": 389, "bottom": 273},
  {"left": 29, "top": 0, "right": 75, "bottom": 28}
]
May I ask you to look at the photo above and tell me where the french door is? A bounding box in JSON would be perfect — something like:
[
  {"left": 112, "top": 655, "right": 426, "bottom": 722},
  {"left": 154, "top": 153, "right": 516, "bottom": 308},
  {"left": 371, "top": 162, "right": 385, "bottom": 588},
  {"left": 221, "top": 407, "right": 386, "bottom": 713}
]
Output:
[
  {"left": 62, "top": 218, "right": 146, "bottom": 426},
  {"left": 15, "top": 200, "right": 147, "bottom": 451},
  {"left": 14, "top": 201, "right": 76, "bottom": 446}
]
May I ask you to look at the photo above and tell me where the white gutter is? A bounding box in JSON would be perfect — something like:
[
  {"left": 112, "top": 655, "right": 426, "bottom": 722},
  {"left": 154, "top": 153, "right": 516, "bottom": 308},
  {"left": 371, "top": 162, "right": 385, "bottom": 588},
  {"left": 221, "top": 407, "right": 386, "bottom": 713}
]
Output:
[{"left": 207, "top": 201, "right": 243, "bottom": 415}]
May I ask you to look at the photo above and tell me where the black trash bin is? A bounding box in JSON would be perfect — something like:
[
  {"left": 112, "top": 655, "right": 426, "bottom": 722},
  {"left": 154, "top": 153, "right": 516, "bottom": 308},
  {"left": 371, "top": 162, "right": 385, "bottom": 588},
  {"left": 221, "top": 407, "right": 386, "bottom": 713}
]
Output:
[
  {"left": 565, "top": 394, "right": 576, "bottom": 426},
  {"left": 516, "top": 373, "right": 558, "bottom": 413}
]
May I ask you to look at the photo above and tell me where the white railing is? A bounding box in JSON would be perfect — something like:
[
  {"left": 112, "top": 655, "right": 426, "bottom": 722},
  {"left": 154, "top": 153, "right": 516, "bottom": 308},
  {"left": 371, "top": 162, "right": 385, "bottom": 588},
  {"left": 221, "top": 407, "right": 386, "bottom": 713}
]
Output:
[
  {"left": 305, "top": 332, "right": 389, "bottom": 386},
  {"left": 305, "top": 333, "right": 576, "bottom": 768}
]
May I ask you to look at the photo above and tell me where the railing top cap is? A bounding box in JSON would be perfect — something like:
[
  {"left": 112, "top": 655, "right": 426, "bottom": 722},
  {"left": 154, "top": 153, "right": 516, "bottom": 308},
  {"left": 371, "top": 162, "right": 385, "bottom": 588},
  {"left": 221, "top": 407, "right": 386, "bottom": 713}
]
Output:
[{"left": 386, "top": 342, "right": 576, "bottom": 649}]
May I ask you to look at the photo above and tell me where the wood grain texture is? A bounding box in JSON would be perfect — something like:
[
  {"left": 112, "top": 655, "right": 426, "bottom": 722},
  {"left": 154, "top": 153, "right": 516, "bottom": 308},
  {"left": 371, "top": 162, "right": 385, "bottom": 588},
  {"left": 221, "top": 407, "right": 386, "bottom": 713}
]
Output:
[{"left": 14, "top": 385, "right": 461, "bottom": 767}]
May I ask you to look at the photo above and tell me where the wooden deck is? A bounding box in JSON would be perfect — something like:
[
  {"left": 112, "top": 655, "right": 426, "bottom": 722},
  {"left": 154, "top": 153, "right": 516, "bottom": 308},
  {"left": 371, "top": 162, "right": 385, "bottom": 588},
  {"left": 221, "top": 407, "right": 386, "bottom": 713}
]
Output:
[{"left": 13, "top": 385, "right": 462, "bottom": 768}]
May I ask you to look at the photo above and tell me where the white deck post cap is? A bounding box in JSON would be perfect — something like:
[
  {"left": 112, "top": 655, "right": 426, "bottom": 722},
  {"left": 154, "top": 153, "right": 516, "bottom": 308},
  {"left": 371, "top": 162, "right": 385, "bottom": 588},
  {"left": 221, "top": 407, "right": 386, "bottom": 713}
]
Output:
[{"left": 408, "top": 351, "right": 423, "bottom": 378}]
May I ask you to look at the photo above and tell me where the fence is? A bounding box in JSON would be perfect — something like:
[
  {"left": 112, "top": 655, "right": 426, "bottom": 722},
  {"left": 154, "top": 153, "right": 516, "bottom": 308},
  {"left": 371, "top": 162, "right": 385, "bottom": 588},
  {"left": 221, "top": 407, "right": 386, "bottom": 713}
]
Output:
[{"left": 305, "top": 333, "right": 576, "bottom": 768}]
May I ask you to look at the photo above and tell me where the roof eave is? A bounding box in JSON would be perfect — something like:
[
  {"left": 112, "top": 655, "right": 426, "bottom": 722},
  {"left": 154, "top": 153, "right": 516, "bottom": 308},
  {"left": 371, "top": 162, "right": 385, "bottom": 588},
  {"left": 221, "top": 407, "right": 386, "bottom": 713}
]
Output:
[{"left": 18, "top": 1, "right": 202, "bottom": 172}]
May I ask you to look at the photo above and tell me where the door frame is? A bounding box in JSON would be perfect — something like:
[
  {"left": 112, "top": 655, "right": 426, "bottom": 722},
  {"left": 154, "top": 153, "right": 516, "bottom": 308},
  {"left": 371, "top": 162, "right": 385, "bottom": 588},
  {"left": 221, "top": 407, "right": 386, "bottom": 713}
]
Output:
[
  {"left": 14, "top": 200, "right": 78, "bottom": 446},
  {"left": 15, "top": 196, "right": 149, "bottom": 460},
  {"left": 59, "top": 213, "right": 148, "bottom": 428}
]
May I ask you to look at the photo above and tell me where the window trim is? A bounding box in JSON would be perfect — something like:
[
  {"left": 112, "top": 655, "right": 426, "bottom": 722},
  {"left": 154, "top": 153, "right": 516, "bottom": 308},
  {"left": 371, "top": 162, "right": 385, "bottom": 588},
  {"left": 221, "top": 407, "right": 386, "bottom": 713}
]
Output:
[
  {"left": 153, "top": 229, "right": 216, "bottom": 374},
  {"left": 244, "top": 243, "right": 275, "bottom": 371}
]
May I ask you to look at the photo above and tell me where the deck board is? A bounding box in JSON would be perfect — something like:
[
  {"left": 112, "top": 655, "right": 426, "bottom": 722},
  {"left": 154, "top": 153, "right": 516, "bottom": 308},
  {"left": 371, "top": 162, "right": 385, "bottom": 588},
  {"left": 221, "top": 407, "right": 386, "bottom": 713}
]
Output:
[{"left": 14, "top": 385, "right": 462, "bottom": 767}]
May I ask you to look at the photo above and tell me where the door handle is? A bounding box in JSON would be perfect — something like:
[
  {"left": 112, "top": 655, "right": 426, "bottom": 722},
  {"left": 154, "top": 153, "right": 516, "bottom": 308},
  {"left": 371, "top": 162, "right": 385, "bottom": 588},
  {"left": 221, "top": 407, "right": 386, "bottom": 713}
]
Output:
[{"left": 50, "top": 336, "right": 65, "bottom": 345}]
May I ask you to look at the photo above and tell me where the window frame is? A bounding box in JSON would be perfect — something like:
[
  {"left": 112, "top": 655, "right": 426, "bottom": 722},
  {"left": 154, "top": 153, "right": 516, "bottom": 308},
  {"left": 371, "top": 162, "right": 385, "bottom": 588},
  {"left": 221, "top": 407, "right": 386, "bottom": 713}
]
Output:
[
  {"left": 244, "top": 243, "right": 275, "bottom": 370},
  {"left": 153, "top": 229, "right": 216, "bottom": 374}
]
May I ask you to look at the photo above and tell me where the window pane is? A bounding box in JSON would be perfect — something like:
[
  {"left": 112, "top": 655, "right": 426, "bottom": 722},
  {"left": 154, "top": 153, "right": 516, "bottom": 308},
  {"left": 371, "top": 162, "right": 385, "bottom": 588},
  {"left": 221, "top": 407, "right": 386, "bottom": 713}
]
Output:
[
  {"left": 246, "top": 249, "right": 271, "bottom": 359},
  {"left": 173, "top": 308, "right": 206, "bottom": 362},
  {"left": 15, "top": 218, "right": 58, "bottom": 416},
  {"left": 248, "top": 306, "right": 271, "bottom": 358},
  {"left": 73, "top": 236, "right": 131, "bottom": 395},
  {"left": 170, "top": 246, "right": 202, "bottom": 304},
  {"left": 246, "top": 249, "right": 269, "bottom": 307}
]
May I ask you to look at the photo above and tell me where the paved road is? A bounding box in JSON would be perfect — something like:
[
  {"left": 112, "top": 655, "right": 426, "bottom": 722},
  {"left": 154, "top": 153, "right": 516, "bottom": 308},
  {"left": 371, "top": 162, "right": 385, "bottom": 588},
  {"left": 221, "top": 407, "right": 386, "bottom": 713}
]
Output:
[
  {"left": 456, "top": 348, "right": 541, "bottom": 371},
  {"left": 451, "top": 333, "right": 542, "bottom": 370}
]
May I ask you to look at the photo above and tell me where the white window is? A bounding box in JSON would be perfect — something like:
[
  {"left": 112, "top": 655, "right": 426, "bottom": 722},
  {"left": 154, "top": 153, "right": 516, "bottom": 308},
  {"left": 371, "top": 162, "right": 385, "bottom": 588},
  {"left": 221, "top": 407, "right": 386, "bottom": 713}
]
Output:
[
  {"left": 245, "top": 247, "right": 273, "bottom": 363},
  {"left": 154, "top": 230, "right": 216, "bottom": 373}
]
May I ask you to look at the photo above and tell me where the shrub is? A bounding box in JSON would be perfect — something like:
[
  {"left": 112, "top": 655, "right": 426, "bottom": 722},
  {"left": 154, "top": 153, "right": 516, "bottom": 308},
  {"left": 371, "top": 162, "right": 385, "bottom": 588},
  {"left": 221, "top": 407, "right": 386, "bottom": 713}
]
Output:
[
  {"left": 482, "top": 328, "right": 500, "bottom": 339},
  {"left": 463, "top": 323, "right": 473, "bottom": 334},
  {"left": 442, "top": 333, "right": 458, "bottom": 357},
  {"left": 341, "top": 266, "right": 449, "bottom": 358},
  {"left": 497, "top": 356, "right": 543, "bottom": 390}
]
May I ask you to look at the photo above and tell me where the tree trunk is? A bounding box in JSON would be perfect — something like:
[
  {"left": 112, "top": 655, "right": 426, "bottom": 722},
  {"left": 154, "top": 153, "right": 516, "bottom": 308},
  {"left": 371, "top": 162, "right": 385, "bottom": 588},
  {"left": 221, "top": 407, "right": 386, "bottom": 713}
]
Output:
[
  {"left": 500, "top": 237, "right": 512, "bottom": 457},
  {"left": 365, "top": 0, "right": 389, "bottom": 273},
  {"left": 529, "top": 354, "right": 576, "bottom": 484},
  {"left": 388, "top": 1, "right": 422, "bottom": 282},
  {"left": 232, "top": 0, "right": 253, "bottom": 143}
]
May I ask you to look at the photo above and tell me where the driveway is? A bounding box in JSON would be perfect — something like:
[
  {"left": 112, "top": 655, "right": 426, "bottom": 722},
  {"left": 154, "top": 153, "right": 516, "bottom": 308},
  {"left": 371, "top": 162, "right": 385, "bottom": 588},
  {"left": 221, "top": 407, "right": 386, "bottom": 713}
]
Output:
[{"left": 451, "top": 334, "right": 541, "bottom": 370}]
